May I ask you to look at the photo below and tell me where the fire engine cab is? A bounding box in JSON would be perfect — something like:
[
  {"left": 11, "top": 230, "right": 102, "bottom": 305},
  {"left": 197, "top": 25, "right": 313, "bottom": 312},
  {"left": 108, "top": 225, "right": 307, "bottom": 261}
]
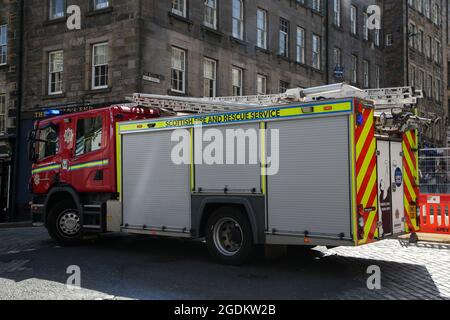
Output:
[{"left": 29, "top": 83, "right": 426, "bottom": 265}]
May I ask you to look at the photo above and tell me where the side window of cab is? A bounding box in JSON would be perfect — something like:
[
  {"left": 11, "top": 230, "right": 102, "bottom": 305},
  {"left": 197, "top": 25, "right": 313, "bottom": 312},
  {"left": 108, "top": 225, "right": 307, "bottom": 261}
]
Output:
[
  {"left": 75, "top": 116, "right": 104, "bottom": 157},
  {"left": 37, "top": 124, "right": 60, "bottom": 161}
]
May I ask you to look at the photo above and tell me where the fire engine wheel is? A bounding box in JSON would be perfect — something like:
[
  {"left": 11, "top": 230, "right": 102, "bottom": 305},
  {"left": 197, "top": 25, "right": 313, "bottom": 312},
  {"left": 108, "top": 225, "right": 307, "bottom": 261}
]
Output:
[
  {"left": 47, "top": 200, "right": 83, "bottom": 246},
  {"left": 205, "top": 207, "right": 255, "bottom": 265}
]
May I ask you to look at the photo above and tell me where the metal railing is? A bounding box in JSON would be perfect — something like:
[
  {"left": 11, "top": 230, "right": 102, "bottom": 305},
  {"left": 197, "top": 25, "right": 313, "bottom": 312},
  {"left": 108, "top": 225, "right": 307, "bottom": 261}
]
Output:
[{"left": 419, "top": 148, "right": 450, "bottom": 194}]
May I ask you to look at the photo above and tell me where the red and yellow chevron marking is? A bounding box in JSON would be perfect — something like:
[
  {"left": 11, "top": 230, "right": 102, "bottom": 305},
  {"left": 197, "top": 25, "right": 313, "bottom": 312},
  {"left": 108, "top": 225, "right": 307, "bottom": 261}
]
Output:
[
  {"left": 403, "top": 130, "right": 419, "bottom": 232},
  {"left": 355, "top": 107, "right": 379, "bottom": 245}
]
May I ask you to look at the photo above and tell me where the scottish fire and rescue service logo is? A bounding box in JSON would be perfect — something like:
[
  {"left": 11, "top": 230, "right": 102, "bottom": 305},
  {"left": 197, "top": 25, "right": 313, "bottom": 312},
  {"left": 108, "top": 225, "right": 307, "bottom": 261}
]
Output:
[
  {"left": 34, "top": 174, "right": 40, "bottom": 186},
  {"left": 62, "top": 159, "right": 69, "bottom": 171},
  {"left": 64, "top": 128, "right": 74, "bottom": 145}
]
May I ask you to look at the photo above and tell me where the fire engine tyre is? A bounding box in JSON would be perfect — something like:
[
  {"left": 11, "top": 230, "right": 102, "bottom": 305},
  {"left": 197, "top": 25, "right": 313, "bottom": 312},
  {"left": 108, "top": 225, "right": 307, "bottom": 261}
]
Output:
[
  {"left": 47, "top": 200, "right": 83, "bottom": 247},
  {"left": 205, "top": 207, "right": 255, "bottom": 266}
]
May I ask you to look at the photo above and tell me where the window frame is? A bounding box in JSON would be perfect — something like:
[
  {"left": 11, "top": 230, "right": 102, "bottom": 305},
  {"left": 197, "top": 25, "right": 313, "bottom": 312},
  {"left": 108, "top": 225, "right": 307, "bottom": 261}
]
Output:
[
  {"left": 172, "top": 0, "right": 187, "bottom": 18},
  {"left": 231, "top": 67, "right": 243, "bottom": 96},
  {"left": 279, "top": 18, "right": 289, "bottom": 58},
  {"left": 49, "top": 0, "right": 66, "bottom": 20},
  {"left": 312, "top": 34, "right": 321, "bottom": 70},
  {"left": 256, "top": 74, "right": 267, "bottom": 95},
  {"left": 232, "top": 0, "right": 244, "bottom": 40},
  {"left": 204, "top": 0, "right": 217, "bottom": 29},
  {"left": 203, "top": 57, "right": 217, "bottom": 98},
  {"left": 93, "top": 0, "right": 110, "bottom": 11},
  {"left": 363, "top": 13, "right": 369, "bottom": 41},
  {"left": 0, "top": 25, "right": 7, "bottom": 66},
  {"left": 0, "top": 93, "right": 6, "bottom": 135},
  {"left": 171, "top": 47, "right": 187, "bottom": 94},
  {"left": 256, "top": 8, "right": 268, "bottom": 50},
  {"left": 296, "top": 26, "right": 305, "bottom": 64},
  {"left": 36, "top": 123, "right": 60, "bottom": 162},
  {"left": 74, "top": 115, "right": 105, "bottom": 158},
  {"left": 333, "top": 47, "right": 342, "bottom": 67},
  {"left": 48, "top": 50, "right": 64, "bottom": 95},
  {"left": 350, "top": 6, "right": 357, "bottom": 35},
  {"left": 351, "top": 55, "right": 358, "bottom": 84},
  {"left": 91, "top": 43, "right": 109, "bottom": 90},
  {"left": 363, "top": 60, "right": 369, "bottom": 88},
  {"left": 333, "top": 0, "right": 341, "bottom": 27}
]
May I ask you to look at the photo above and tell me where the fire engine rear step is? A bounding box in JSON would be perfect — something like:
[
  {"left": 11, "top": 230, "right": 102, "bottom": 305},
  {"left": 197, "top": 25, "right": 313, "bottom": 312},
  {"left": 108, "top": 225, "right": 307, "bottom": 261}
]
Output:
[{"left": 81, "top": 203, "right": 106, "bottom": 233}]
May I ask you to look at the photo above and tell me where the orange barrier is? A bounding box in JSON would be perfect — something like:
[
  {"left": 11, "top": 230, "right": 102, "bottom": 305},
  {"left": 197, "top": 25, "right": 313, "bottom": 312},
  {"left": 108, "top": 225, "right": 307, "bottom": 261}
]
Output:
[{"left": 419, "top": 194, "right": 450, "bottom": 235}]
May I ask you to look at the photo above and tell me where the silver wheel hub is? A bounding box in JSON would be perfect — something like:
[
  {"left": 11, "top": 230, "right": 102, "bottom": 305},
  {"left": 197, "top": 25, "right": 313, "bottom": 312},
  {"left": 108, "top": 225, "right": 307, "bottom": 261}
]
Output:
[
  {"left": 213, "top": 218, "right": 243, "bottom": 256},
  {"left": 58, "top": 210, "right": 81, "bottom": 237}
]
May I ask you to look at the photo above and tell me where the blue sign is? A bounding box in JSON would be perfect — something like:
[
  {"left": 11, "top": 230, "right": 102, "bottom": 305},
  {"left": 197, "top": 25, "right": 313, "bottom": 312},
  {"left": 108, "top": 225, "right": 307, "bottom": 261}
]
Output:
[
  {"left": 395, "top": 168, "right": 403, "bottom": 187},
  {"left": 334, "top": 66, "right": 344, "bottom": 78}
]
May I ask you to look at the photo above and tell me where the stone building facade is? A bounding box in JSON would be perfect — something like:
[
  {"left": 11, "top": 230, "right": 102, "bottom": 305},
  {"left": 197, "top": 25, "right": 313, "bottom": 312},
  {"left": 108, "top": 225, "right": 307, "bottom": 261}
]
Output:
[
  {"left": 327, "top": 0, "right": 384, "bottom": 89},
  {"left": 383, "top": 0, "right": 448, "bottom": 147},
  {"left": 0, "top": 0, "right": 22, "bottom": 221},
  {"left": 12, "top": 0, "right": 327, "bottom": 219}
]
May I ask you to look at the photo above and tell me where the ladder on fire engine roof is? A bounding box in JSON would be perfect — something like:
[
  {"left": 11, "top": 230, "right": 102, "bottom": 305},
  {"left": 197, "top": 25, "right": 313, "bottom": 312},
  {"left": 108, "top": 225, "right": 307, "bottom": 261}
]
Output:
[{"left": 129, "top": 83, "right": 423, "bottom": 114}]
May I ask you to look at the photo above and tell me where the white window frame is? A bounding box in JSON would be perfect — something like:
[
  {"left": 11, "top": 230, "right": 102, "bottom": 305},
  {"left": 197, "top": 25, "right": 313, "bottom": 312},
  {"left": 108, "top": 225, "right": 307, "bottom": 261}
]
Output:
[
  {"left": 279, "top": 18, "right": 289, "bottom": 57},
  {"left": 375, "top": 65, "right": 381, "bottom": 88},
  {"left": 424, "top": 0, "right": 431, "bottom": 18},
  {"left": 203, "top": 57, "right": 217, "bottom": 97},
  {"left": 232, "top": 67, "right": 243, "bottom": 96},
  {"left": 433, "top": 38, "right": 440, "bottom": 63},
  {"left": 408, "top": 22, "right": 416, "bottom": 48},
  {"left": 363, "top": 13, "right": 369, "bottom": 41},
  {"left": 417, "top": 0, "right": 423, "bottom": 13},
  {"left": 312, "top": 34, "right": 321, "bottom": 70},
  {"left": 374, "top": 28, "right": 380, "bottom": 46},
  {"left": 232, "top": 0, "right": 244, "bottom": 40},
  {"left": 417, "top": 29, "right": 423, "bottom": 53},
  {"left": 172, "top": 0, "right": 187, "bottom": 17},
  {"left": 434, "top": 78, "right": 440, "bottom": 101},
  {"left": 204, "top": 0, "right": 217, "bottom": 29},
  {"left": 311, "top": 0, "right": 321, "bottom": 12},
  {"left": 171, "top": 47, "right": 186, "bottom": 94},
  {"left": 333, "top": 0, "right": 341, "bottom": 27},
  {"left": 296, "top": 27, "right": 305, "bottom": 64},
  {"left": 0, "top": 25, "right": 7, "bottom": 66},
  {"left": 426, "top": 35, "right": 432, "bottom": 58},
  {"left": 257, "top": 74, "right": 267, "bottom": 95},
  {"left": 363, "top": 60, "right": 369, "bottom": 88},
  {"left": 48, "top": 50, "right": 64, "bottom": 95},
  {"left": 409, "top": 64, "right": 416, "bottom": 87},
  {"left": 334, "top": 47, "right": 341, "bottom": 67},
  {"left": 0, "top": 94, "right": 6, "bottom": 135},
  {"left": 92, "top": 43, "right": 109, "bottom": 90},
  {"left": 351, "top": 55, "right": 358, "bottom": 84},
  {"left": 350, "top": 6, "right": 357, "bottom": 35},
  {"left": 94, "top": 0, "right": 109, "bottom": 10},
  {"left": 49, "top": 0, "right": 65, "bottom": 20},
  {"left": 256, "top": 8, "right": 268, "bottom": 50}
]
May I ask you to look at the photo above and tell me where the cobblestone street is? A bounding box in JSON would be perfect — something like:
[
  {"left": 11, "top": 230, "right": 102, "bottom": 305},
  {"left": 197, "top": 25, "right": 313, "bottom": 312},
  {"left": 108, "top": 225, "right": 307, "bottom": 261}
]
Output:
[{"left": 0, "top": 227, "right": 449, "bottom": 300}]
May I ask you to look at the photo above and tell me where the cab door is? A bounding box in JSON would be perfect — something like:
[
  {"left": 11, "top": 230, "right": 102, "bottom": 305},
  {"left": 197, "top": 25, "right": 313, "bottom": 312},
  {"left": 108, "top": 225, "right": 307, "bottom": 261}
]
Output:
[{"left": 68, "top": 113, "right": 107, "bottom": 193}]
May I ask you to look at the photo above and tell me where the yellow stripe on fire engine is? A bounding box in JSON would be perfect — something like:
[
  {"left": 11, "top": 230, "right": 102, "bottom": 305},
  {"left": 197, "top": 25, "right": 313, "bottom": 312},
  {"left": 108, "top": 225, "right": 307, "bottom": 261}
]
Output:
[
  {"left": 118, "top": 101, "right": 353, "bottom": 133},
  {"left": 349, "top": 114, "right": 359, "bottom": 246},
  {"left": 403, "top": 130, "right": 419, "bottom": 232},
  {"left": 356, "top": 108, "right": 378, "bottom": 245},
  {"left": 116, "top": 122, "right": 123, "bottom": 198}
]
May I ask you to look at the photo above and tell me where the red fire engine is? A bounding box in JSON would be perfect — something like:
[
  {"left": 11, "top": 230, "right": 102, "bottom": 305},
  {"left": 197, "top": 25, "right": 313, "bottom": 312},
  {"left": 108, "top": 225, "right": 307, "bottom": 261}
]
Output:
[
  {"left": 29, "top": 104, "right": 162, "bottom": 244},
  {"left": 29, "top": 84, "right": 425, "bottom": 265}
]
